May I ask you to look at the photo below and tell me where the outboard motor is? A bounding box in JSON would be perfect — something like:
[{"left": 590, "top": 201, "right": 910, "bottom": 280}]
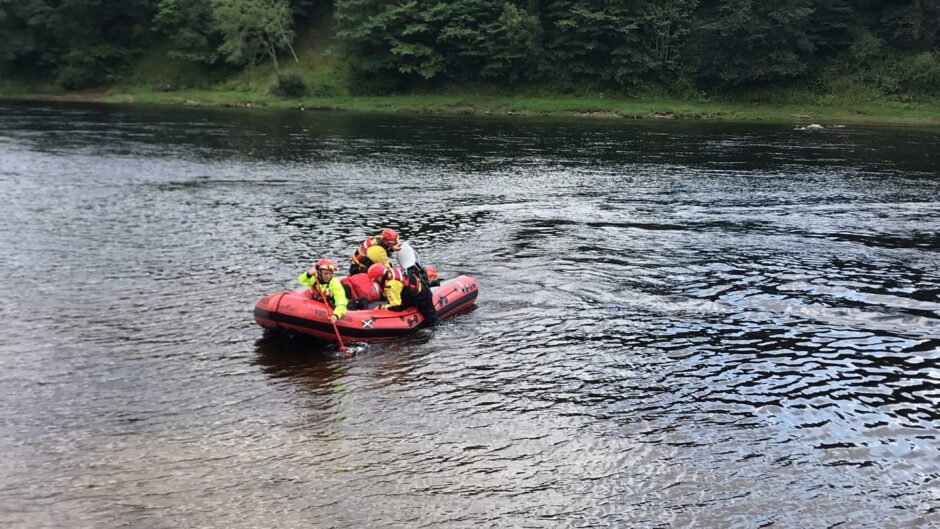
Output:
[{"left": 397, "top": 242, "right": 433, "bottom": 289}]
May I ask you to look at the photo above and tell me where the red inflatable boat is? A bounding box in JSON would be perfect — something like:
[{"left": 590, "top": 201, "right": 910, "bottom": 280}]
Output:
[{"left": 253, "top": 275, "right": 478, "bottom": 342}]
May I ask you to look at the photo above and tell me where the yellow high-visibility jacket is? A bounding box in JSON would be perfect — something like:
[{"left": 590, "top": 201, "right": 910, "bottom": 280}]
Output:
[
  {"left": 379, "top": 268, "right": 419, "bottom": 310},
  {"left": 298, "top": 272, "right": 348, "bottom": 319},
  {"left": 351, "top": 236, "right": 393, "bottom": 271}
]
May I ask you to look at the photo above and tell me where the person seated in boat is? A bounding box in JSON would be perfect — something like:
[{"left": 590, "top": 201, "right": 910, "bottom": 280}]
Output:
[
  {"left": 369, "top": 263, "right": 439, "bottom": 326},
  {"left": 340, "top": 268, "right": 384, "bottom": 310},
  {"left": 298, "top": 258, "right": 348, "bottom": 323},
  {"left": 349, "top": 228, "right": 402, "bottom": 276}
]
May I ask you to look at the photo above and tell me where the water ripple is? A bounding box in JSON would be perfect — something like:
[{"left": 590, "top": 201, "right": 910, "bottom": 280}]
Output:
[{"left": 1, "top": 102, "right": 938, "bottom": 528}]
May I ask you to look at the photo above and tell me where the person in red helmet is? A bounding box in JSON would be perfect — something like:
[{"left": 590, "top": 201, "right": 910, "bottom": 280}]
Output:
[
  {"left": 298, "top": 258, "right": 348, "bottom": 323},
  {"left": 367, "top": 261, "right": 388, "bottom": 284},
  {"left": 369, "top": 263, "right": 439, "bottom": 326},
  {"left": 340, "top": 266, "right": 384, "bottom": 310},
  {"left": 349, "top": 228, "right": 402, "bottom": 276}
]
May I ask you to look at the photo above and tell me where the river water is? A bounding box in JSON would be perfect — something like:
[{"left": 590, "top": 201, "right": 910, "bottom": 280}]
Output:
[{"left": 0, "top": 102, "right": 938, "bottom": 528}]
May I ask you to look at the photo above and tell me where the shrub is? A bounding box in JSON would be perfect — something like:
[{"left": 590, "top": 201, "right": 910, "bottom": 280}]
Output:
[
  {"left": 898, "top": 51, "right": 940, "bottom": 95},
  {"left": 845, "top": 31, "right": 886, "bottom": 72},
  {"left": 345, "top": 70, "right": 408, "bottom": 95},
  {"left": 271, "top": 72, "right": 307, "bottom": 97},
  {"left": 309, "top": 77, "right": 342, "bottom": 97}
]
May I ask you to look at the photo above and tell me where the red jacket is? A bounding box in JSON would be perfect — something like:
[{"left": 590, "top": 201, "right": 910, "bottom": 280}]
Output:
[{"left": 341, "top": 273, "right": 383, "bottom": 302}]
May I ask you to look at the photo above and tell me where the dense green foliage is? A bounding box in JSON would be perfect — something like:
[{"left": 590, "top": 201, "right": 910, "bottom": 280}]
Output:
[
  {"left": 1, "top": 0, "right": 938, "bottom": 98},
  {"left": 154, "top": 0, "right": 220, "bottom": 64},
  {"left": 212, "top": 0, "right": 298, "bottom": 68}
]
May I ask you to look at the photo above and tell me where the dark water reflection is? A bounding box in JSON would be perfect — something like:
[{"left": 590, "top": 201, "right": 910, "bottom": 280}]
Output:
[{"left": 0, "top": 102, "right": 938, "bottom": 528}]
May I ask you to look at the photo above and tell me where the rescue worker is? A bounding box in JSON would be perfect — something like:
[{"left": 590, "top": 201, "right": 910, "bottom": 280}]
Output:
[
  {"left": 340, "top": 269, "right": 384, "bottom": 310},
  {"left": 298, "top": 258, "right": 348, "bottom": 323},
  {"left": 349, "top": 228, "right": 402, "bottom": 276},
  {"left": 369, "top": 263, "right": 439, "bottom": 326}
]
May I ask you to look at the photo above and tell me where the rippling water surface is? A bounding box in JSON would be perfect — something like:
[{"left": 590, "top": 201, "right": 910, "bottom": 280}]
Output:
[{"left": 1, "top": 102, "right": 938, "bottom": 528}]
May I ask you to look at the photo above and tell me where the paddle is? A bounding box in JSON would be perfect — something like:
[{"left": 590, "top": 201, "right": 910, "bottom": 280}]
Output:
[{"left": 313, "top": 274, "right": 348, "bottom": 355}]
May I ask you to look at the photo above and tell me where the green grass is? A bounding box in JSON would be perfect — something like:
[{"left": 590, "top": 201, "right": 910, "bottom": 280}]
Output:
[
  {"left": 3, "top": 78, "right": 937, "bottom": 126},
  {"left": 93, "top": 89, "right": 940, "bottom": 126}
]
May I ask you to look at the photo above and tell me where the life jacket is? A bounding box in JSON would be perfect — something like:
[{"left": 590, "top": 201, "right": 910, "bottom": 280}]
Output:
[
  {"left": 351, "top": 236, "right": 386, "bottom": 269},
  {"left": 341, "top": 273, "right": 383, "bottom": 302},
  {"left": 310, "top": 278, "right": 335, "bottom": 305},
  {"left": 388, "top": 267, "right": 421, "bottom": 293}
]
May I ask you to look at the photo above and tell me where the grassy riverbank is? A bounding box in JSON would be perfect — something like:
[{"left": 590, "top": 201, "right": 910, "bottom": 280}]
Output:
[
  {"left": 5, "top": 84, "right": 939, "bottom": 126},
  {"left": 4, "top": 45, "right": 939, "bottom": 126},
  {"left": 4, "top": 15, "right": 940, "bottom": 127}
]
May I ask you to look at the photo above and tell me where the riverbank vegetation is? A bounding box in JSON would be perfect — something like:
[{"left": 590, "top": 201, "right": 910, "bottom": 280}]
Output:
[{"left": 2, "top": 1, "right": 939, "bottom": 124}]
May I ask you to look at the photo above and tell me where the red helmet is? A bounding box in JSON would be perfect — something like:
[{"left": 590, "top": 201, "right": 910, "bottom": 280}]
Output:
[
  {"left": 367, "top": 263, "right": 386, "bottom": 282},
  {"left": 381, "top": 228, "right": 399, "bottom": 243},
  {"left": 315, "top": 258, "right": 337, "bottom": 271}
]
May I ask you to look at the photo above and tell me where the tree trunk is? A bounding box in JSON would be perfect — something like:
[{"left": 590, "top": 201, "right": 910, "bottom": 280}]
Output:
[{"left": 287, "top": 41, "right": 299, "bottom": 63}]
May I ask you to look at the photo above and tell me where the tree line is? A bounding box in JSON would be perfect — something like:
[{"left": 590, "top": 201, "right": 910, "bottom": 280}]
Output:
[{"left": 1, "top": 0, "right": 938, "bottom": 97}]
